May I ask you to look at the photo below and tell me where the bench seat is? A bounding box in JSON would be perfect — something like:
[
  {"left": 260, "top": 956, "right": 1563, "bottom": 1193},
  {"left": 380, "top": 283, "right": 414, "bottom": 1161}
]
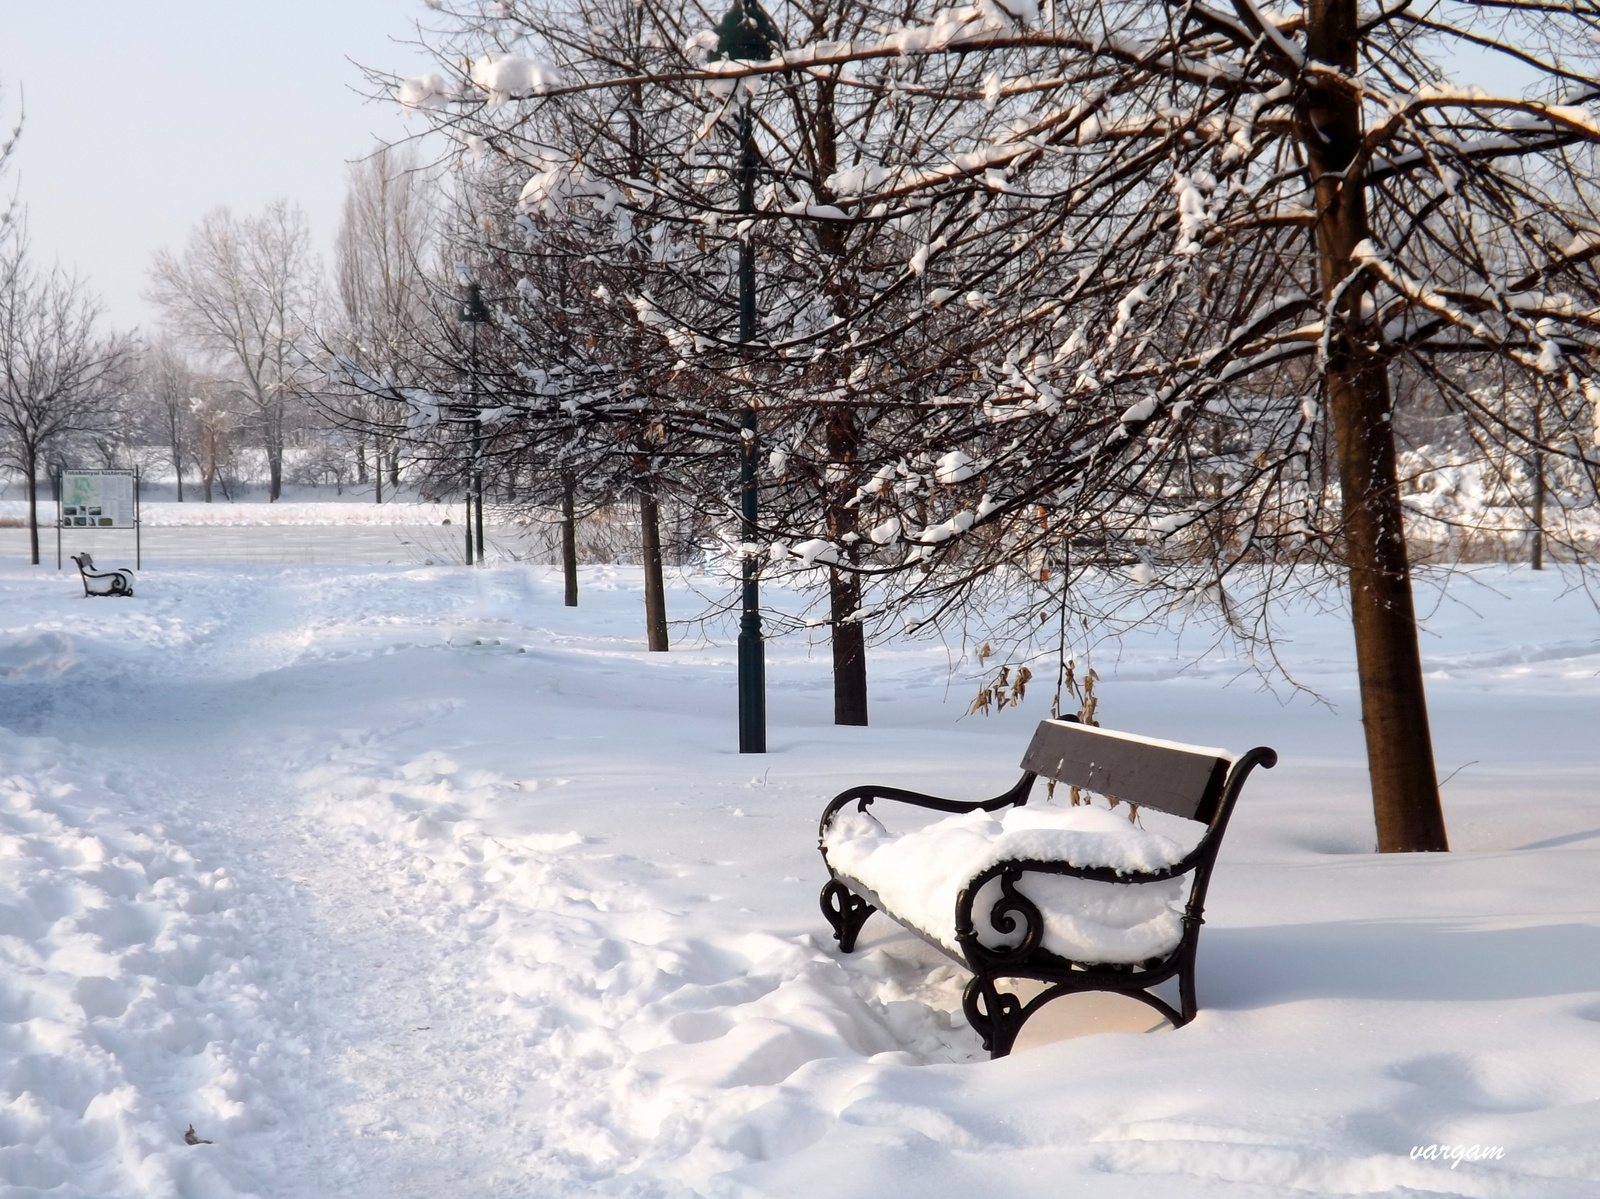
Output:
[{"left": 823, "top": 803, "right": 1193, "bottom": 964}]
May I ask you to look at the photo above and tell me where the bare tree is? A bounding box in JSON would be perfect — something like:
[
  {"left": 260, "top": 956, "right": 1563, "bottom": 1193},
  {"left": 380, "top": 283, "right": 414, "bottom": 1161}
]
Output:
[
  {"left": 83, "top": 369, "right": 143, "bottom": 471},
  {"left": 0, "top": 83, "right": 18, "bottom": 239},
  {"left": 148, "top": 201, "right": 321, "bottom": 501},
  {"left": 333, "top": 145, "right": 437, "bottom": 501},
  {"left": 189, "top": 379, "right": 238, "bottom": 504},
  {"left": 0, "top": 233, "right": 128, "bottom": 562},
  {"left": 139, "top": 337, "right": 198, "bottom": 501}
]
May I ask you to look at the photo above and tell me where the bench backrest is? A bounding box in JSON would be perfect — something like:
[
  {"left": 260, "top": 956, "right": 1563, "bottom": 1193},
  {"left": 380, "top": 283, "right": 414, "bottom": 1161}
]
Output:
[{"left": 1019, "top": 720, "right": 1232, "bottom": 824}]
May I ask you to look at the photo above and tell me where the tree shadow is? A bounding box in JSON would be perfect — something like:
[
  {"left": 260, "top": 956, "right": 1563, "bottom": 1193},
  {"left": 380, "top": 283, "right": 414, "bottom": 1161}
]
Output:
[
  {"left": 1200, "top": 920, "right": 1600, "bottom": 1007},
  {"left": 1516, "top": 827, "right": 1600, "bottom": 851}
]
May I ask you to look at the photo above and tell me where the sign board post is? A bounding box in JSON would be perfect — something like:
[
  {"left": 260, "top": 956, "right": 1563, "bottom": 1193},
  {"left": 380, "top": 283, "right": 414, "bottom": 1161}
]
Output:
[{"left": 56, "top": 468, "right": 141, "bottom": 570}]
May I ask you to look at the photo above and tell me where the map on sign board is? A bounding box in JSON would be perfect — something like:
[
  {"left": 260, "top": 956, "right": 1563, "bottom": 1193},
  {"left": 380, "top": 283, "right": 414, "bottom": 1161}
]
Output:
[{"left": 60, "top": 470, "right": 136, "bottom": 528}]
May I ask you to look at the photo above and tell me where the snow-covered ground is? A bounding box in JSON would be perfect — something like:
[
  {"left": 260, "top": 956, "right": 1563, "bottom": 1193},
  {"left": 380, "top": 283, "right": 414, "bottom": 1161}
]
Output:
[{"left": 0, "top": 548, "right": 1598, "bottom": 1198}]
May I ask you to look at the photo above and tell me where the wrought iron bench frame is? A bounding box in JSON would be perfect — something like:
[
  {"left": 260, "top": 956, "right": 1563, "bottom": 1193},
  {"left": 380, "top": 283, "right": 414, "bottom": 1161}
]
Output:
[
  {"left": 70, "top": 553, "right": 135, "bottom": 598},
  {"left": 818, "top": 717, "right": 1276, "bottom": 1057}
]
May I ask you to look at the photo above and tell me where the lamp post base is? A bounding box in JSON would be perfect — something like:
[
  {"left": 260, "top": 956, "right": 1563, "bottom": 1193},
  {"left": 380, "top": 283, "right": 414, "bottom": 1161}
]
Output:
[{"left": 738, "top": 603, "right": 766, "bottom": 754}]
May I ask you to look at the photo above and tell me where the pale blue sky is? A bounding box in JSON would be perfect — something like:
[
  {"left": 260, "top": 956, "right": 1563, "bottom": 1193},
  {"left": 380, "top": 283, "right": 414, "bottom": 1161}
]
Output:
[{"left": 1, "top": 1, "right": 435, "bottom": 329}]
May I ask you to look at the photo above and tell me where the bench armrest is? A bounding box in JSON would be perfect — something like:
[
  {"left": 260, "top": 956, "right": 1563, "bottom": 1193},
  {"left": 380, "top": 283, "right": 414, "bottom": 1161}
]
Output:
[
  {"left": 953, "top": 856, "right": 1198, "bottom": 968},
  {"left": 819, "top": 771, "right": 1037, "bottom": 843},
  {"left": 1030, "top": 744, "right": 1276, "bottom": 883},
  {"left": 953, "top": 745, "right": 1277, "bottom": 963}
]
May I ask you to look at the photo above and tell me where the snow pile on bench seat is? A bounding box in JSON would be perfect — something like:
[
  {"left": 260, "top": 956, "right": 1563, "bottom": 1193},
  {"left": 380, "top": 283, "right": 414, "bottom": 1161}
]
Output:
[{"left": 824, "top": 802, "right": 1196, "bottom": 965}]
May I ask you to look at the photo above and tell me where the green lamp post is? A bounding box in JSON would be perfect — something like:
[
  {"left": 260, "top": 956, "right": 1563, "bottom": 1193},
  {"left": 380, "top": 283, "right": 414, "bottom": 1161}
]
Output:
[
  {"left": 458, "top": 281, "right": 490, "bottom": 566},
  {"left": 714, "top": 1, "right": 779, "bottom": 753}
]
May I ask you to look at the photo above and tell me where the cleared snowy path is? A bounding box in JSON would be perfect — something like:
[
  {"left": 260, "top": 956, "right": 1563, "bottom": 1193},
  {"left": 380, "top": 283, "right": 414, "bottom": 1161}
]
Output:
[{"left": 2, "top": 561, "right": 1600, "bottom": 1197}]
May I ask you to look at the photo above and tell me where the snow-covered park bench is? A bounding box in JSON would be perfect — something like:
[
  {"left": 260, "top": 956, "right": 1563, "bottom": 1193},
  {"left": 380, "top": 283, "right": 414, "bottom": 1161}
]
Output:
[
  {"left": 70, "top": 553, "right": 135, "bottom": 598},
  {"left": 818, "top": 718, "right": 1276, "bottom": 1057}
]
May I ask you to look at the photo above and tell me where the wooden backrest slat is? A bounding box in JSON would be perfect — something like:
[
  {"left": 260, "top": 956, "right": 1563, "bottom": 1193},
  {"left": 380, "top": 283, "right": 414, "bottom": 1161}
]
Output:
[{"left": 1019, "top": 720, "right": 1231, "bottom": 822}]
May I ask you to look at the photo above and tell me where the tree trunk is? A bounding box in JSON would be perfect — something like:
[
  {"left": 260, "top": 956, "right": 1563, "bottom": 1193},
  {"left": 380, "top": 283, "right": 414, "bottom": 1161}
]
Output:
[
  {"left": 172, "top": 436, "right": 184, "bottom": 503},
  {"left": 268, "top": 443, "right": 283, "bottom": 501},
  {"left": 826, "top": 411, "right": 868, "bottom": 724},
  {"left": 1531, "top": 407, "right": 1545, "bottom": 570},
  {"left": 1305, "top": 0, "right": 1447, "bottom": 852},
  {"left": 267, "top": 405, "right": 284, "bottom": 501},
  {"left": 1327, "top": 350, "right": 1448, "bottom": 851},
  {"left": 829, "top": 568, "right": 868, "bottom": 725},
  {"left": 639, "top": 480, "right": 668, "bottom": 651},
  {"left": 561, "top": 472, "right": 579, "bottom": 607},
  {"left": 1531, "top": 459, "right": 1545, "bottom": 569},
  {"left": 200, "top": 429, "right": 215, "bottom": 503},
  {"left": 808, "top": 80, "right": 869, "bottom": 725},
  {"left": 25, "top": 448, "right": 40, "bottom": 566}
]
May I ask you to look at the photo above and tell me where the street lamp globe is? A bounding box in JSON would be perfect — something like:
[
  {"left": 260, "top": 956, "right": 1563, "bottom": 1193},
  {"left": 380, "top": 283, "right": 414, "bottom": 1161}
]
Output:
[
  {"left": 458, "top": 281, "right": 489, "bottom": 326},
  {"left": 712, "top": 0, "right": 779, "bottom": 61}
]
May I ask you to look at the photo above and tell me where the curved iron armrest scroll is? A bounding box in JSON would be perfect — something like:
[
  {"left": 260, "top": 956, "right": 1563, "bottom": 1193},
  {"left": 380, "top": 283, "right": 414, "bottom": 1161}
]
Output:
[
  {"left": 952, "top": 746, "right": 1277, "bottom": 962},
  {"left": 818, "top": 770, "right": 1037, "bottom": 848}
]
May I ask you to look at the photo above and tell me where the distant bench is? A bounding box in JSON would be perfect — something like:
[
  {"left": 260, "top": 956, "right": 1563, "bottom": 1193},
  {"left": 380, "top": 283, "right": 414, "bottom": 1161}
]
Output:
[
  {"left": 817, "top": 718, "right": 1276, "bottom": 1057},
  {"left": 71, "top": 553, "right": 135, "bottom": 597}
]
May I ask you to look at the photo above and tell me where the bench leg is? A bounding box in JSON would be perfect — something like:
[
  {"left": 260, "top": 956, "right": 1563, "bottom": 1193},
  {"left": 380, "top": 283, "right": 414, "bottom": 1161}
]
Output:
[
  {"left": 965, "top": 973, "right": 1190, "bottom": 1057},
  {"left": 1177, "top": 951, "right": 1199, "bottom": 1027},
  {"left": 962, "top": 974, "right": 1025, "bottom": 1058},
  {"left": 820, "top": 880, "right": 875, "bottom": 953}
]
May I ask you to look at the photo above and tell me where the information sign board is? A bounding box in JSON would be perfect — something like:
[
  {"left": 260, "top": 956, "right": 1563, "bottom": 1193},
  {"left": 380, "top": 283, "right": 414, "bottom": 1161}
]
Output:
[{"left": 60, "top": 470, "right": 136, "bottom": 528}]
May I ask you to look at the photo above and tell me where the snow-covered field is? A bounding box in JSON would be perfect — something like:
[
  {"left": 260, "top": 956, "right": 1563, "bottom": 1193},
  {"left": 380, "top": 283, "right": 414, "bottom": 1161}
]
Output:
[
  {"left": 0, "top": 547, "right": 1598, "bottom": 1198},
  {"left": 0, "top": 507, "right": 519, "bottom": 568},
  {"left": 0, "top": 500, "right": 454, "bottom": 527},
  {"left": 0, "top": 498, "right": 547, "bottom": 566}
]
